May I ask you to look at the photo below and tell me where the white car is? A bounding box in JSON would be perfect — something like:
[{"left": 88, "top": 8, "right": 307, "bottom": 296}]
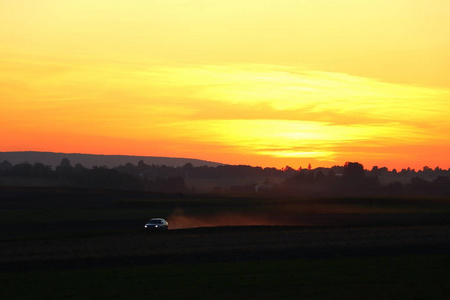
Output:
[{"left": 144, "top": 218, "right": 169, "bottom": 231}]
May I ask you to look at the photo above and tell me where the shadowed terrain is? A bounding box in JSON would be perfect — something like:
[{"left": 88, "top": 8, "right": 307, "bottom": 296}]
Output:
[{"left": 1, "top": 187, "right": 449, "bottom": 299}]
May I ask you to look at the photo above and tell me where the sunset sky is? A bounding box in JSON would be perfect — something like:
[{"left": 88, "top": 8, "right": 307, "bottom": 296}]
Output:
[{"left": 1, "top": 0, "right": 449, "bottom": 170}]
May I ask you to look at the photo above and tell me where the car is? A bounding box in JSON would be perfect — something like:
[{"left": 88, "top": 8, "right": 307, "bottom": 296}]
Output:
[{"left": 144, "top": 218, "right": 169, "bottom": 231}]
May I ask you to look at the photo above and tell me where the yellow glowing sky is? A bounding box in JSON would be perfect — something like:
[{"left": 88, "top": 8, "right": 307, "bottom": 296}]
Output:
[{"left": 1, "top": 0, "right": 450, "bottom": 169}]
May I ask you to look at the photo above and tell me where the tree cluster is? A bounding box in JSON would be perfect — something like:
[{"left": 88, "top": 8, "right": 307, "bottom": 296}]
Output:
[
  {"left": 1, "top": 159, "right": 450, "bottom": 196},
  {"left": 114, "top": 160, "right": 288, "bottom": 180},
  {"left": 0, "top": 159, "right": 187, "bottom": 193},
  {"left": 280, "top": 162, "right": 450, "bottom": 197}
]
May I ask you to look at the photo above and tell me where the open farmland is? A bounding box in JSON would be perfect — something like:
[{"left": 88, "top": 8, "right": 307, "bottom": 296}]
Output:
[{"left": 1, "top": 187, "right": 449, "bottom": 299}]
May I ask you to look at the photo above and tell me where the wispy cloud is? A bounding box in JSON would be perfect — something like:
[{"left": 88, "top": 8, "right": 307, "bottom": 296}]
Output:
[{"left": 2, "top": 58, "right": 449, "bottom": 166}]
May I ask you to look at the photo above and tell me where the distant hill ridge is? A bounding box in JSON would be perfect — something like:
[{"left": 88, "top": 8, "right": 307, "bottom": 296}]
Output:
[{"left": 0, "top": 151, "right": 223, "bottom": 169}]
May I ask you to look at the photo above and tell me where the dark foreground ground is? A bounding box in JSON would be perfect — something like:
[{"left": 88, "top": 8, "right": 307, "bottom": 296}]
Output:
[
  {"left": 1, "top": 223, "right": 450, "bottom": 269},
  {"left": 1, "top": 187, "right": 449, "bottom": 299}
]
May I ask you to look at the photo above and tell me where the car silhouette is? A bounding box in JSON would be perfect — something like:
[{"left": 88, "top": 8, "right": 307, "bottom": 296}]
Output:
[{"left": 144, "top": 218, "right": 169, "bottom": 231}]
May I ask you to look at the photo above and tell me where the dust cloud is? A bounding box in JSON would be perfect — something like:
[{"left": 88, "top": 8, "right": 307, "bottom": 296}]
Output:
[{"left": 167, "top": 209, "right": 309, "bottom": 229}]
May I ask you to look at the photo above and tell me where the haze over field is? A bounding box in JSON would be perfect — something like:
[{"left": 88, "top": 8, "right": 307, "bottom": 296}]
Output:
[{"left": 1, "top": 1, "right": 449, "bottom": 170}]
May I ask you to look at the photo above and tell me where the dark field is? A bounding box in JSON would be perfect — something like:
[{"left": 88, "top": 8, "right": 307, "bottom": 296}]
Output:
[{"left": 1, "top": 187, "right": 449, "bottom": 299}]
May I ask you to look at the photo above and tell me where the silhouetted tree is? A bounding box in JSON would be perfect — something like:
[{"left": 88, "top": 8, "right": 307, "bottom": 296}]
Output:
[
  {"left": 11, "top": 163, "right": 32, "bottom": 177},
  {"left": 56, "top": 158, "right": 73, "bottom": 178},
  {"left": 0, "top": 160, "right": 13, "bottom": 173},
  {"left": 282, "top": 165, "right": 297, "bottom": 176},
  {"left": 31, "top": 162, "right": 52, "bottom": 177},
  {"left": 343, "top": 162, "right": 365, "bottom": 180}
]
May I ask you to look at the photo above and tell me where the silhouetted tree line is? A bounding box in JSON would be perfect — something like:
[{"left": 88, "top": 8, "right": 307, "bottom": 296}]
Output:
[
  {"left": 0, "top": 159, "right": 187, "bottom": 193},
  {"left": 1, "top": 159, "right": 450, "bottom": 196},
  {"left": 114, "top": 160, "right": 286, "bottom": 180},
  {"left": 279, "top": 162, "right": 450, "bottom": 197}
]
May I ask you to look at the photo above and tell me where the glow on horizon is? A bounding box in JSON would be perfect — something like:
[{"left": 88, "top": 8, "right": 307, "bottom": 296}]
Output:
[{"left": 1, "top": 1, "right": 450, "bottom": 170}]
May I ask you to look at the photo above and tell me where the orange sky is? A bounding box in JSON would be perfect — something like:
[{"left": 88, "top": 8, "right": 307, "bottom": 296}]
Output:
[{"left": 1, "top": 1, "right": 450, "bottom": 170}]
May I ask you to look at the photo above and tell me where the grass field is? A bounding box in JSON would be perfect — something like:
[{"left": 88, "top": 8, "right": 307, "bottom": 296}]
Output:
[
  {"left": 1, "top": 187, "right": 449, "bottom": 299},
  {"left": 2, "top": 255, "right": 449, "bottom": 299}
]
